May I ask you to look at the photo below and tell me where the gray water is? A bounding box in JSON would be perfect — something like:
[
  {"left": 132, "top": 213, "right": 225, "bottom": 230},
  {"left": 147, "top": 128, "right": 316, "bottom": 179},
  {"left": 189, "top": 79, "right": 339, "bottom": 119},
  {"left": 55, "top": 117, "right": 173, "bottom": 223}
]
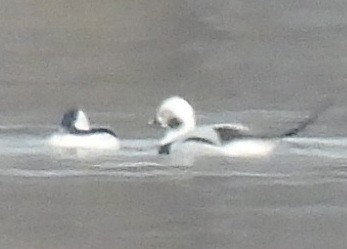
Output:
[{"left": 1, "top": 0, "right": 347, "bottom": 248}]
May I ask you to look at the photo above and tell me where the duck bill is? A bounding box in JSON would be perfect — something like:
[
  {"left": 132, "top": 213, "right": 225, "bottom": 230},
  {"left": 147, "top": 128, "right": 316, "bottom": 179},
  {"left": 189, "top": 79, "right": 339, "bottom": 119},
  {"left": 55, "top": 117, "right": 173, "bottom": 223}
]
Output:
[
  {"left": 148, "top": 117, "right": 167, "bottom": 128},
  {"left": 148, "top": 117, "right": 159, "bottom": 125}
]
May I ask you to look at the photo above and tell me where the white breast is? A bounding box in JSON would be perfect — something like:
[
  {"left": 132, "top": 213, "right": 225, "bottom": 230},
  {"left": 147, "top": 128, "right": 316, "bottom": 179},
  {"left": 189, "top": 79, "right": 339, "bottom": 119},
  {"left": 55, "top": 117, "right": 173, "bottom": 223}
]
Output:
[
  {"left": 222, "top": 138, "right": 279, "bottom": 157},
  {"left": 168, "top": 137, "right": 279, "bottom": 158},
  {"left": 47, "top": 133, "right": 120, "bottom": 150}
]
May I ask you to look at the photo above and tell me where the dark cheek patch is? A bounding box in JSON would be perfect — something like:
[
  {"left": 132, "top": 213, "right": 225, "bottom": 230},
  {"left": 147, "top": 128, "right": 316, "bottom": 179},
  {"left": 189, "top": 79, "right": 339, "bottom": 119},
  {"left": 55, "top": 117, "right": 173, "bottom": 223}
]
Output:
[{"left": 167, "top": 118, "right": 182, "bottom": 129}]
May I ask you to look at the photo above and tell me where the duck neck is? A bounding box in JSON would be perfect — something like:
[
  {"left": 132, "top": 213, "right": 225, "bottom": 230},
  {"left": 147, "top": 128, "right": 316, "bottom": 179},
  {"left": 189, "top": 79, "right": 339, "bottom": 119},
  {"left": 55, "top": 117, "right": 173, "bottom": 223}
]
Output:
[{"left": 160, "top": 119, "right": 196, "bottom": 146}]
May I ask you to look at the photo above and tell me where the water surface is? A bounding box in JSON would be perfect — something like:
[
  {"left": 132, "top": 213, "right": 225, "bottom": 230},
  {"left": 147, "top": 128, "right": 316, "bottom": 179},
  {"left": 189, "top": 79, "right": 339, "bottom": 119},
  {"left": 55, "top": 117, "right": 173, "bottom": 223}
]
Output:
[{"left": 0, "top": 0, "right": 347, "bottom": 248}]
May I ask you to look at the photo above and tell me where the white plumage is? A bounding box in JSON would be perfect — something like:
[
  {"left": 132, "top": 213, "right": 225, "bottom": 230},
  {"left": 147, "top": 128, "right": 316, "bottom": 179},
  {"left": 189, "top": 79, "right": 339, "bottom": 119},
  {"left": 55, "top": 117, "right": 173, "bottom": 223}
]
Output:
[
  {"left": 151, "top": 96, "right": 278, "bottom": 157},
  {"left": 47, "top": 109, "right": 120, "bottom": 150}
]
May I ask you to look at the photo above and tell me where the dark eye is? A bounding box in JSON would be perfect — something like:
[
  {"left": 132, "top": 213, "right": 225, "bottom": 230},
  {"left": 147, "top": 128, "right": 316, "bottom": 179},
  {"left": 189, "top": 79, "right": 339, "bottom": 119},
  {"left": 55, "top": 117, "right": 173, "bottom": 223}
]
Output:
[{"left": 167, "top": 117, "right": 182, "bottom": 128}]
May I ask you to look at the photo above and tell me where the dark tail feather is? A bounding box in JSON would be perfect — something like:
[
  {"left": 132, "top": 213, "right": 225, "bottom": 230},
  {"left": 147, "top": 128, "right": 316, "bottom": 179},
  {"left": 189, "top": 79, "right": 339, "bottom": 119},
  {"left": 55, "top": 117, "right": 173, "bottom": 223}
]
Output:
[{"left": 280, "top": 99, "right": 333, "bottom": 137}]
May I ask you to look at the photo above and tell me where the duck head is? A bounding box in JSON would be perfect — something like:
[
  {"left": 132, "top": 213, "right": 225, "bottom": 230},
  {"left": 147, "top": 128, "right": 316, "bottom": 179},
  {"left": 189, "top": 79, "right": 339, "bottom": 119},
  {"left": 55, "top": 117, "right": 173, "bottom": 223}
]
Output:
[
  {"left": 150, "top": 96, "right": 196, "bottom": 147},
  {"left": 61, "top": 109, "right": 91, "bottom": 133}
]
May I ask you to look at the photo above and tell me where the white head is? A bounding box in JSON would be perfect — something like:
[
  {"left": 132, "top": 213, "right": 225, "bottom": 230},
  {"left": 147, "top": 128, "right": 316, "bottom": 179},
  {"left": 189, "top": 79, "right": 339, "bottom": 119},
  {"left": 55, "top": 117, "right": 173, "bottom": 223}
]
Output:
[
  {"left": 152, "top": 96, "right": 196, "bottom": 145},
  {"left": 61, "top": 109, "right": 91, "bottom": 132}
]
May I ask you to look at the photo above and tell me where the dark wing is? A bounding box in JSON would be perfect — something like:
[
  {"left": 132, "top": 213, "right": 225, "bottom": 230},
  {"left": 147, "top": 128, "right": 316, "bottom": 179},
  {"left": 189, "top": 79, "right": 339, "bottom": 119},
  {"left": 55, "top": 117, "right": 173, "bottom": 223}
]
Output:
[
  {"left": 280, "top": 99, "right": 333, "bottom": 137},
  {"left": 184, "top": 137, "right": 216, "bottom": 145},
  {"left": 72, "top": 128, "right": 118, "bottom": 137},
  {"left": 90, "top": 128, "right": 118, "bottom": 137},
  {"left": 213, "top": 123, "right": 251, "bottom": 143}
]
